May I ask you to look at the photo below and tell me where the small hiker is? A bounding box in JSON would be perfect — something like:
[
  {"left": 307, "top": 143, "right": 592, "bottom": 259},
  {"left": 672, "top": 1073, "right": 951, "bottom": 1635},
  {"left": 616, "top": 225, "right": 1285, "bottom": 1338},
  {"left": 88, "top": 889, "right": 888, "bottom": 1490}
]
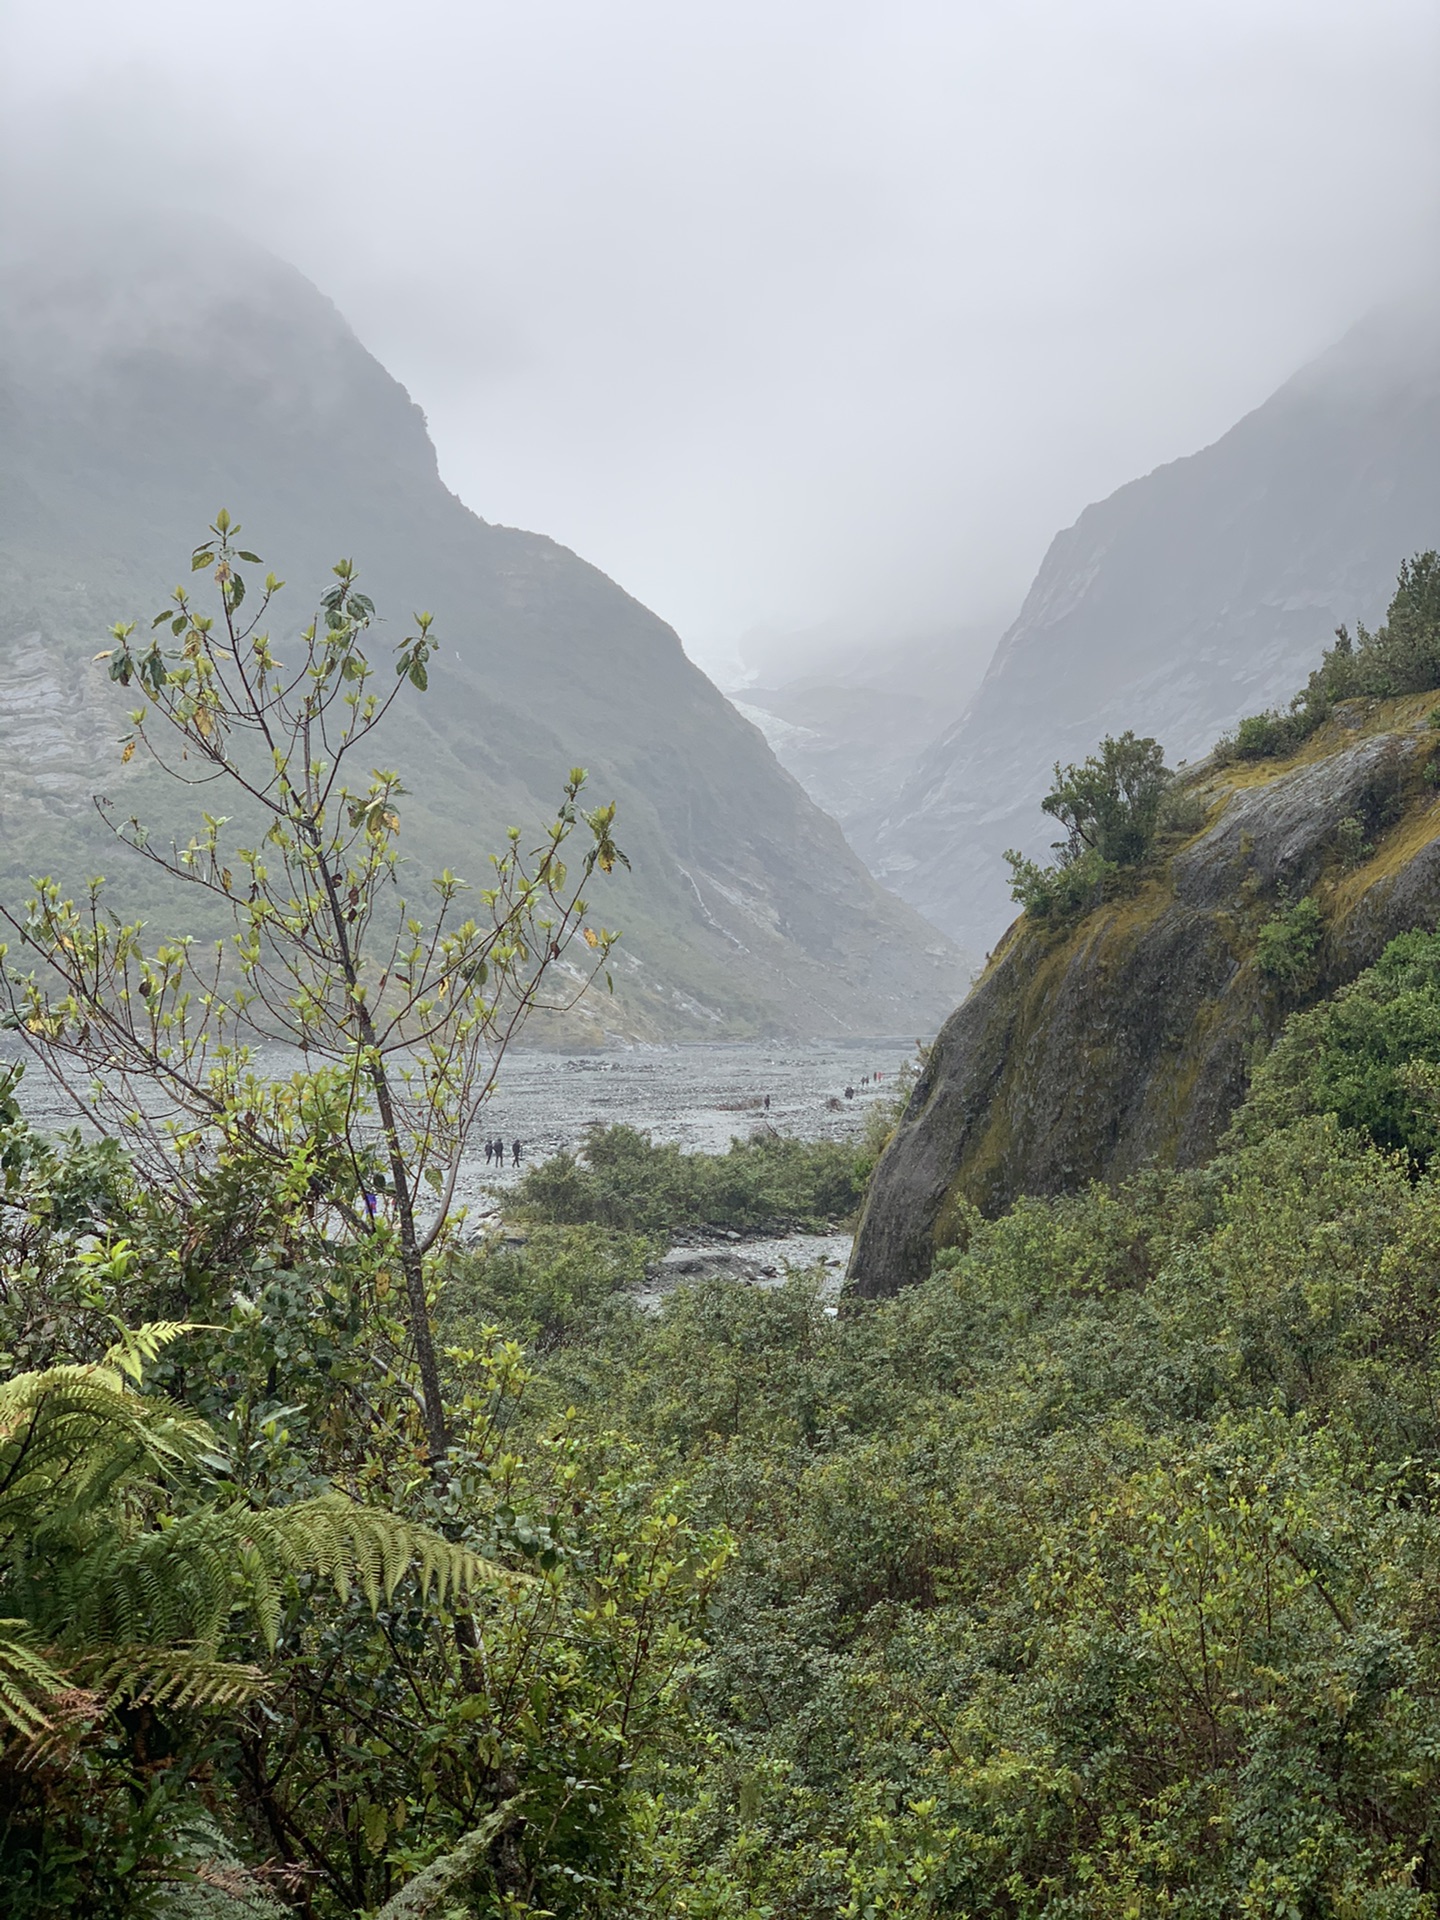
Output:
[
  {"left": 512, "top": 1139, "right": 523, "bottom": 1168},
  {"left": 845, "top": 1085, "right": 855, "bottom": 1100},
  {"left": 483, "top": 1139, "right": 494, "bottom": 1165},
  {"left": 763, "top": 1093, "right": 771, "bottom": 1111}
]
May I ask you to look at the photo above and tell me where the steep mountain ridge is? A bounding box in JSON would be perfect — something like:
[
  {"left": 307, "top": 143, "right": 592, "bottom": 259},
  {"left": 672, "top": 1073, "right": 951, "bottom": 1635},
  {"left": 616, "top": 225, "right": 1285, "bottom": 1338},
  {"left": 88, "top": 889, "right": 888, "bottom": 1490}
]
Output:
[
  {"left": 872, "top": 298, "right": 1440, "bottom": 956},
  {"left": 849, "top": 693, "right": 1440, "bottom": 1297},
  {"left": 0, "top": 229, "right": 966, "bottom": 1040},
  {"left": 731, "top": 621, "right": 999, "bottom": 869}
]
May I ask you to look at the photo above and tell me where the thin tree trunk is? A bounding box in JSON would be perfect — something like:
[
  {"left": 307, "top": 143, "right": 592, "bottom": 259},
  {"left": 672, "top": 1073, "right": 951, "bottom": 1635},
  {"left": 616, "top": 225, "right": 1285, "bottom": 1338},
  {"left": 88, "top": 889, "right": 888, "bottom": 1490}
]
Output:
[{"left": 308, "top": 823, "right": 449, "bottom": 1460}]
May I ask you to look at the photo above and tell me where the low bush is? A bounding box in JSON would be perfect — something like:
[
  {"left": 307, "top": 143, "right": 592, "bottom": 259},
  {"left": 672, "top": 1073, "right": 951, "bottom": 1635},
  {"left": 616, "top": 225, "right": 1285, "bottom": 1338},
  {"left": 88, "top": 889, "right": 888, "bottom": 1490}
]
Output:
[
  {"left": 1224, "top": 550, "right": 1440, "bottom": 761},
  {"left": 1237, "top": 924, "right": 1440, "bottom": 1163},
  {"left": 1254, "top": 893, "right": 1323, "bottom": 994},
  {"left": 510, "top": 1123, "right": 869, "bottom": 1234}
]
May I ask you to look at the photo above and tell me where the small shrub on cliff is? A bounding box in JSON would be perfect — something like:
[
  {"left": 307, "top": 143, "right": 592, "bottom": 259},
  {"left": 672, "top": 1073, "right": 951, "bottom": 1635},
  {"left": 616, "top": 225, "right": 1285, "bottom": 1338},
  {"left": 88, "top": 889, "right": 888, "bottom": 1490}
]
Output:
[
  {"left": 1006, "top": 732, "right": 1172, "bottom": 917},
  {"left": 1225, "top": 550, "right": 1440, "bottom": 761},
  {"left": 1003, "top": 843, "right": 1111, "bottom": 917},
  {"left": 1254, "top": 894, "right": 1323, "bottom": 994},
  {"left": 1042, "top": 730, "right": 1172, "bottom": 864},
  {"left": 1154, "top": 781, "right": 1210, "bottom": 838}
]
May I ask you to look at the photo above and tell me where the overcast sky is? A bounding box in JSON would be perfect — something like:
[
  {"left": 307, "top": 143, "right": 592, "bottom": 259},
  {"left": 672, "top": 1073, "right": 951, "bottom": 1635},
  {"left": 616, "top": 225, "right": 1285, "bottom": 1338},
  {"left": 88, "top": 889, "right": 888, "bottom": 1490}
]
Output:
[{"left": 2, "top": 0, "right": 1437, "bottom": 681}]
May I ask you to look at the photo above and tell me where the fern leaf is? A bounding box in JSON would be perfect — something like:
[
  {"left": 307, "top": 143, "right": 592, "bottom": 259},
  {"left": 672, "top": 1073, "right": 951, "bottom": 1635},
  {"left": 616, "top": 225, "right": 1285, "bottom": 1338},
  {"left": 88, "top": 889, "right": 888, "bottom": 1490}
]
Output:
[
  {"left": 0, "top": 1622, "right": 67, "bottom": 1735},
  {"left": 91, "top": 1644, "right": 267, "bottom": 1714},
  {"left": 102, "top": 1319, "right": 207, "bottom": 1384}
]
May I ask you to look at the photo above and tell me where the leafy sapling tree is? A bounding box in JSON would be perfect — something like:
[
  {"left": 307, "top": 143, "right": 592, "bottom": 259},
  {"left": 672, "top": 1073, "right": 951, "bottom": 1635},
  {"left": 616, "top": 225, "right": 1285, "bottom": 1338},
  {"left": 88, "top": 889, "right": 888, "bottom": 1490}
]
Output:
[
  {"left": 0, "top": 514, "right": 625, "bottom": 1459},
  {"left": 1004, "top": 730, "right": 1172, "bottom": 917},
  {"left": 1040, "top": 729, "right": 1171, "bottom": 865}
]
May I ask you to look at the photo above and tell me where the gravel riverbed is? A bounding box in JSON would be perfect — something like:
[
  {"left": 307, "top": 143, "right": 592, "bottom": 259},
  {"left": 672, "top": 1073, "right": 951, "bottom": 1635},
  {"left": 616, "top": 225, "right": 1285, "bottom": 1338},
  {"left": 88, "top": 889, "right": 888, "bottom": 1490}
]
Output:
[{"left": 5, "top": 1039, "right": 912, "bottom": 1289}]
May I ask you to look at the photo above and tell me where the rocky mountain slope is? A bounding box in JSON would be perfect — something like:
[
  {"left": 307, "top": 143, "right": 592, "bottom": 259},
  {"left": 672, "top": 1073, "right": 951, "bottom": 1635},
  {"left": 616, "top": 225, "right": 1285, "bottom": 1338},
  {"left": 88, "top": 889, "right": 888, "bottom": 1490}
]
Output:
[
  {"left": 871, "top": 297, "right": 1440, "bottom": 957},
  {"left": 0, "top": 226, "right": 966, "bottom": 1041},
  {"left": 731, "top": 623, "right": 998, "bottom": 874},
  {"left": 849, "top": 693, "right": 1440, "bottom": 1296}
]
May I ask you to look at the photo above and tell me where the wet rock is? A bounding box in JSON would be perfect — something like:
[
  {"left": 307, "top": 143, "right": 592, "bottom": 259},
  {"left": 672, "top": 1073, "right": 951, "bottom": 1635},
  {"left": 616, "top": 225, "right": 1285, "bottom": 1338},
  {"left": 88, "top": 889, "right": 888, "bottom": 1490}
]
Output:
[{"left": 849, "top": 702, "right": 1440, "bottom": 1299}]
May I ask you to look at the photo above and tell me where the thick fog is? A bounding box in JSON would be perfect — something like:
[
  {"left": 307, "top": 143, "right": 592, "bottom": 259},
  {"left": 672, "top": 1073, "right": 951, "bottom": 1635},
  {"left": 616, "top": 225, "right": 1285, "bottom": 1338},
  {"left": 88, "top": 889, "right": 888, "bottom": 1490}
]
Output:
[{"left": 1, "top": 1, "right": 1436, "bottom": 683}]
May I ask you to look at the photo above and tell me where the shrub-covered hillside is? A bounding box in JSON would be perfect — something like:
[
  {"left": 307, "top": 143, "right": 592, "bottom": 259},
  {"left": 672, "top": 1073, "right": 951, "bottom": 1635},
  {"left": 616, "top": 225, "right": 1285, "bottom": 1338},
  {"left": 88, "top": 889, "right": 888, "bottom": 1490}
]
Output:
[{"left": 11, "top": 931, "right": 1440, "bottom": 1912}]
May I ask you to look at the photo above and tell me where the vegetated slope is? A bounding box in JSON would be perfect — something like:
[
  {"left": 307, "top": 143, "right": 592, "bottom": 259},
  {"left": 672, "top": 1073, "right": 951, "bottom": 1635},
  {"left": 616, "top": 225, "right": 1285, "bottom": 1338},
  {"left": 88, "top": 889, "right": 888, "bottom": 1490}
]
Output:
[
  {"left": 872, "top": 296, "right": 1440, "bottom": 956},
  {"left": 0, "top": 225, "right": 965, "bottom": 1042},
  {"left": 850, "top": 693, "right": 1440, "bottom": 1295}
]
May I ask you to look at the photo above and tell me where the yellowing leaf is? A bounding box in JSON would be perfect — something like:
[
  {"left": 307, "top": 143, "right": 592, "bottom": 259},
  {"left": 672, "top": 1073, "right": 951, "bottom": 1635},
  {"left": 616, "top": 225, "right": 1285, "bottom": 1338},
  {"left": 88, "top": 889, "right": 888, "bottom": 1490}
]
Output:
[
  {"left": 120, "top": 741, "right": 136, "bottom": 765},
  {"left": 583, "top": 926, "right": 599, "bottom": 949}
]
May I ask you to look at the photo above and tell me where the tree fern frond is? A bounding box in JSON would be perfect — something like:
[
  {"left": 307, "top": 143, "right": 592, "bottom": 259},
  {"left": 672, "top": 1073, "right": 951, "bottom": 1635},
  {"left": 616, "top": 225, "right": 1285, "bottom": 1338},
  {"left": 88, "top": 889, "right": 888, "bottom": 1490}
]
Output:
[
  {"left": 102, "top": 1319, "right": 207, "bottom": 1384},
  {"left": 0, "top": 1621, "right": 68, "bottom": 1735},
  {"left": 55, "top": 1494, "right": 516, "bottom": 1656},
  {"left": 91, "top": 1644, "right": 267, "bottom": 1714},
  {"left": 0, "top": 1364, "right": 216, "bottom": 1542},
  {"left": 247, "top": 1492, "right": 515, "bottom": 1634}
]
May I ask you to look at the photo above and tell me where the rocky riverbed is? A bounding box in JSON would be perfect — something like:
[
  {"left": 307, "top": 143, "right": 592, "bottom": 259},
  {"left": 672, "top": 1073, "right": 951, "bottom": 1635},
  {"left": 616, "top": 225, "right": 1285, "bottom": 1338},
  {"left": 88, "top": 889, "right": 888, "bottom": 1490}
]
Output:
[{"left": 4, "top": 1039, "right": 909, "bottom": 1284}]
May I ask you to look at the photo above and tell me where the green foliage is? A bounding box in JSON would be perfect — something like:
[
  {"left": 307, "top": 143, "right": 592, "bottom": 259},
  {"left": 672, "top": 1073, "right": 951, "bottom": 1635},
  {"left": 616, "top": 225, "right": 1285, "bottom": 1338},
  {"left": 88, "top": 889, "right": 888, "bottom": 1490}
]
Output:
[
  {"left": 511, "top": 1122, "right": 869, "bottom": 1233},
  {"left": 0, "top": 1327, "right": 507, "bottom": 1918},
  {"left": 0, "top": 1123, "right": 727, "bottom": 1916},
  {"left": 530, "top": 1118, "right": 1440, "bottom": 1915},
  {"left": 441, "top": 1224, "right": 653, "bottom": 1349},
  {"left": 1254, "top": 892, "right": 1323, "bottom": 994},
  {"left": 1041, "top": 729, "right": 1172, "bottom": 865},
  {"left": 1005, "top": 732, "right": 1171, "bottom": 918},
  {"left": 1238, "top": 925, "right": 1440, "bottom": 1163},
  {"left": 1226, "top": 549, "right": 1440, "bottom": 759},
  {"left": 1003, "top": 843, "right": 1111, "bottom": 918}
]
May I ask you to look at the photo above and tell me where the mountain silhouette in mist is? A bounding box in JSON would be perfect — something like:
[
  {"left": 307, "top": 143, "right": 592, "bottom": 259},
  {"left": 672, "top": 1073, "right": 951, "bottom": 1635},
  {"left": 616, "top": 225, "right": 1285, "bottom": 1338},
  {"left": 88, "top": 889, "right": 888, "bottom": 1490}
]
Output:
[
  {"left": 0, "top": 222, "right": 966, "bottom": 1039},
  {"left": 873, "top": 297, "right": 1440, "bottom": 957}
]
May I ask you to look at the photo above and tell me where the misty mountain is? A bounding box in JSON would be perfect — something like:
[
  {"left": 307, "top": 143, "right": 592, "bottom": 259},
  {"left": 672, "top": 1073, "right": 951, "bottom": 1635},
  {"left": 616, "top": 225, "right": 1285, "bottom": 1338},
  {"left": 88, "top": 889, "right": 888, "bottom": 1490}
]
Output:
[
  {"left": 871, "top": 297, "right": 1440, "bottom": 958},
  {"left": 0, "top": 227, "right": 967, "bottom": 1041},
  {"left": 730, "top": 624, "right": 999, "bottom": 869}
]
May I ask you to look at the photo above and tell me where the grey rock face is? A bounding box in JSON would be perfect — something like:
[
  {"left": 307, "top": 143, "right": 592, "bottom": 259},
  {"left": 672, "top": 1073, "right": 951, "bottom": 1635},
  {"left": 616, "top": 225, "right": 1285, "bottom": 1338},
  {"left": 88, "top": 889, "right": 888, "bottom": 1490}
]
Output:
[
  {"left": 872, "top": 299, "right": 1440, "bottom": 957},
  {"left": 849, "top": 711, "right": 1440, "bottom": 1298}
]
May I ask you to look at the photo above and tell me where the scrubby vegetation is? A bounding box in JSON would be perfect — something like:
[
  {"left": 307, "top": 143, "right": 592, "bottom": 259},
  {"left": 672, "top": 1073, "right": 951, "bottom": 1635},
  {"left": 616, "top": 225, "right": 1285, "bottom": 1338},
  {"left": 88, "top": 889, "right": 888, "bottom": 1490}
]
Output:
[
  {"left": 1006, "top": 552, "right": 1440, "bottom": 926},
  {"left": 511, "top": 1122, "right": 874, "bottom": 1234},
  {"left": 1223, "top": 549, "right": 1440, "bottom": 761},
  {"left": 10, "top": 923, "right": 1440, "bottom": 1912},
  {"left": 10, "top": 521, "right": 1440, "bottom": 1913},
  {"left": 1004, "top": 730, "right": 1173, "bottom": 918}
]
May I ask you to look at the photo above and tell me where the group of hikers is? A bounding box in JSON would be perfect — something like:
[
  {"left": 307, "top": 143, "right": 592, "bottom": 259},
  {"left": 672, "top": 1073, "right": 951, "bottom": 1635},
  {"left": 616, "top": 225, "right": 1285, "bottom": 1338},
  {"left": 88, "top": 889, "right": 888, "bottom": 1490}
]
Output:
[{"left": 842, "top": 1071, "right": 883, "bottom": 1100}]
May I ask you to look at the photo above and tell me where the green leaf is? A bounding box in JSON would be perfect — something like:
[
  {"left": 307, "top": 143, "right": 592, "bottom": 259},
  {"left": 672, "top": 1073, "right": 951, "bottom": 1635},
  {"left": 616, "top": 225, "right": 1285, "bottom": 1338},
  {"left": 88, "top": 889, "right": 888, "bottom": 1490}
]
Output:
[
  {"left": 191, "top": 551, "right": 215, "bottom": 571},
  {"left": 236, "top": 550, "right": 262, "bottom": 564},
  {"left": 408, "top": 661, "right": 428, "bottom": 692}
]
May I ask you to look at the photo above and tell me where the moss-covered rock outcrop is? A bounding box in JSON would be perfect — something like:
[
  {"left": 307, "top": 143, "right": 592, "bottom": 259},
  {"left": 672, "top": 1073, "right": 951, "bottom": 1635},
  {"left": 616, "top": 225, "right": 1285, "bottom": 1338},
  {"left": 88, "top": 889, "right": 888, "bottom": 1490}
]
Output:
[{"left": 849, "top": 695, "right": 1440, "bottom": 1297}]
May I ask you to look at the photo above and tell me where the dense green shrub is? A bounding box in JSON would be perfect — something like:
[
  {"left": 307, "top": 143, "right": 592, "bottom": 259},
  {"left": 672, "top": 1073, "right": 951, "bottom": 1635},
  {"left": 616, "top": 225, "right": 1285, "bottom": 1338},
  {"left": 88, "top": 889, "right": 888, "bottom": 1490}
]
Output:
[
  {"left": 1041, "top": 729, "right": 1172, "bottom": 865},
  {"left": 1254, "top": 893, "right": 1323, "bottom": 993},
  {"left": 510, "top": 1122, "right": 869, "bottom": 1233},
  {"left": 538, "top": 1114, "right": 1440, "bottom": 1916},
  {"left": 1237, "top": 925, "right": 1440, "bottom": 1162},
  {"left": 1005, "top": 732, "right": 1172, "bottom": 919}
]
